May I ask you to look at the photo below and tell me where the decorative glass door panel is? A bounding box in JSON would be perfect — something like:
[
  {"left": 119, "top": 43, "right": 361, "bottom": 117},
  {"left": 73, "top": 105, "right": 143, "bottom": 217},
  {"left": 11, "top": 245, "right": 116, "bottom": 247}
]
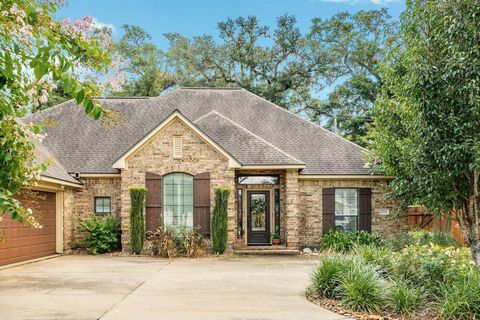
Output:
[{"left": 247, "top": 191, "right": 270, "bottom": 245}]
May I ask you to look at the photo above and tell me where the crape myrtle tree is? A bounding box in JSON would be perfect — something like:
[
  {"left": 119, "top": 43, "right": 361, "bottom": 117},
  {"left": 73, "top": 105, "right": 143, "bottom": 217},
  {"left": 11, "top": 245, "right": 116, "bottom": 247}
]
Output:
[
  {"left": 0, "top": 0, "right": 110, "bottom": 225},
  {"left": 369, "top": 0, "right": 480, "bottom": 267}
]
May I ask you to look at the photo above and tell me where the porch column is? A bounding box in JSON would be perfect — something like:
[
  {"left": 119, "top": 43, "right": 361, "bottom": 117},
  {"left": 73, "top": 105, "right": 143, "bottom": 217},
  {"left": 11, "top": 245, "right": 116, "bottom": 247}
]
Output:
[{"left": 285, "top": 169, "right": 300, "bottom": 248}]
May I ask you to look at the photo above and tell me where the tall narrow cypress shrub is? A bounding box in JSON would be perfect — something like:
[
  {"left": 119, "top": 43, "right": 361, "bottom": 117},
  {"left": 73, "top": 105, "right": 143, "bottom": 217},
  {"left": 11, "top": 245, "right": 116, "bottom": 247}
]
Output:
[
  {"left": 212, "top": 187, "right": 230, "bottom": 254},
  {"left": 129, "top": 187, "right": 147, "bottom": 254}
]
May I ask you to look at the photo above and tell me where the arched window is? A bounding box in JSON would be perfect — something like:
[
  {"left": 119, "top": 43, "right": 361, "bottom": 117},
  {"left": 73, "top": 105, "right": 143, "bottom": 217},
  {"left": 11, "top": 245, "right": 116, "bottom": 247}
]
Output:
[{"left": 163, "top": 173, "right": 194, "bottom": 228}]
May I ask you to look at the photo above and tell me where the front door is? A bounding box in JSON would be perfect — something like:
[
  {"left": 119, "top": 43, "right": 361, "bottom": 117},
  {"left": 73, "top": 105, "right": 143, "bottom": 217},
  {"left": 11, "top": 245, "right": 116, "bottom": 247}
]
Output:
[{"left": 247, "top": 191, "right": 270, "bottom": 245}]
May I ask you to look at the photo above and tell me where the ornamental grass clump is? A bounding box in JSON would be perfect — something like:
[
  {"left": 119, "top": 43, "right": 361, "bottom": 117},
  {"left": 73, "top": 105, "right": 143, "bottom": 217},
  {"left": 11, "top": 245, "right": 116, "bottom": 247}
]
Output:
[
  {"left": 353, "top": 245, "right": 394, "bottom": 275},
  {"left": 146, "top": 226, "right": 207, "bottom": 258},
  {"left": 311, "top": 254, "right": 354, "bottom": 299},
  {"left": 387, "top": 280, "right": 424, "bottom": 315},
  {"left": 337, "top": 259, "right": 387, "bottom": 314},
  {"left": 438, "top": 271, "right": 480, "bottom": 320},
  {"left": 129, "top": 187, "right": 147, "bottom": 254}
]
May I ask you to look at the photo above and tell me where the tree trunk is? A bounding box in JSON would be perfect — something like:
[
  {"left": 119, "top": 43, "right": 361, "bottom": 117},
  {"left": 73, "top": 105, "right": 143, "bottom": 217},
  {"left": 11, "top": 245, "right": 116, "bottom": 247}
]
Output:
[
  {"left": 471, "top": 239, "right": 480, "bottom": 268},
  {"left": 466, "top": 172, "right": 480, "bottom": 269}
]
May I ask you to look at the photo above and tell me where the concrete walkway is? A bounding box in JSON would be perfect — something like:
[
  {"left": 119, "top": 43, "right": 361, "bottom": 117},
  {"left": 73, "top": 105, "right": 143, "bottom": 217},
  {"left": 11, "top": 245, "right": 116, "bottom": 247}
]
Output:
[{"left": 0, "top": 255, "right": 345, "bottom": 320}]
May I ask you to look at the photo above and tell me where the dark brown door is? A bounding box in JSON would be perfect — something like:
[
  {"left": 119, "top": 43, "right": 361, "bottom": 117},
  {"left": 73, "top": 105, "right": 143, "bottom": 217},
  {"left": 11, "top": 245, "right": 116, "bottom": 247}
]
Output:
[
  {"left": 247, "top": 191, "right": 270, "bottom": 245},
  {"left": 0, "top": 191, "right": 56, "bottom": 266}
]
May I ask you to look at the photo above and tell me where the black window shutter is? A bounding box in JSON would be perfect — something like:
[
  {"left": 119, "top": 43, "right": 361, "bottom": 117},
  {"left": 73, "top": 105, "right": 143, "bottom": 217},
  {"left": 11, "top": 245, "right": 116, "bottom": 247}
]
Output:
[
  {"left": 358, "top": 188, "right": 372, "bottom": 232},
  {"left": 145, "top": 172, "right": 162, "bottom": 232},
  {"left": 194, "top": 172, "right": 211, "bottom": 237},
  {"left": 322, "top": 188, "right": 335, "bottom": 233}
]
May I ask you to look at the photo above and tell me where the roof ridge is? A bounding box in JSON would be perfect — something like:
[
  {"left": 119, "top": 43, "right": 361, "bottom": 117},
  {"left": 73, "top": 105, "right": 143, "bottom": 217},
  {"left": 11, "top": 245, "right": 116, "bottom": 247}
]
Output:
[
  {"left": 240, "top": 89, "right": 369, "bottom": 153},
  {"left": 179, "top": 87, "right": 242, "bottom": 90},
  {"left": 195, "top": 110, "right": 305, "bottom": 165},
  {"left": 93, "top": 96, "right": 150, "bottom": 99}
]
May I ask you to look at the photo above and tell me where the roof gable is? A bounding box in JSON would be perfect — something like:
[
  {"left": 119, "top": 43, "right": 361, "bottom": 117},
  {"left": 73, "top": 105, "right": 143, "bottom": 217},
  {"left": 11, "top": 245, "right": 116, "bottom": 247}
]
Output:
[{"left": 112, "top": 110, "right": 241, "bottom": 169}]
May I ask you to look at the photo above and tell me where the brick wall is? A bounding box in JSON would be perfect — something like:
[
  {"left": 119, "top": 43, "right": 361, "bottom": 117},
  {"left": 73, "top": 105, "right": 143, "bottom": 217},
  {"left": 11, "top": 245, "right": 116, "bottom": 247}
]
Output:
[
  {"left": 63, "top": 177, "right": 122, "bottom": 249},
  {"left": 298, "top": 178, "right": 408, "bottom": 247},
  {"left": 120, "top": 118, "right": 236, "bottom": 252}
]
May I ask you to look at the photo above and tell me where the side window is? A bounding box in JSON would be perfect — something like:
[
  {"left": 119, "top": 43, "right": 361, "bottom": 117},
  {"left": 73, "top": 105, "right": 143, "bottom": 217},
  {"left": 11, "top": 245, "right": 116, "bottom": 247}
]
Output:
[
  {"left": 95, "top": 197, "right": 111, "bottom": 214},
  {"left": 334, "top": 189, "right": 358, "bottom": 232}
]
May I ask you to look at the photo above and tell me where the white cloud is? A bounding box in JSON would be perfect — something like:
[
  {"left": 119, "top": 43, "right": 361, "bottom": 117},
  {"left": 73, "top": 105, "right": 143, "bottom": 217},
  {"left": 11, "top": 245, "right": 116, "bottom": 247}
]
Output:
[{"left": 92, "top": 17, "right": 116, "bottom": 33}]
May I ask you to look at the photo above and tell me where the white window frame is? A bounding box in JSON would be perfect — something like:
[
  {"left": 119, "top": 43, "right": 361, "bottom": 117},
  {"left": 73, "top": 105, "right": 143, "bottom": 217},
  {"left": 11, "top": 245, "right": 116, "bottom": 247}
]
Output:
[{"left": 334, "top": 188, "right": 359, "bottom": 232}]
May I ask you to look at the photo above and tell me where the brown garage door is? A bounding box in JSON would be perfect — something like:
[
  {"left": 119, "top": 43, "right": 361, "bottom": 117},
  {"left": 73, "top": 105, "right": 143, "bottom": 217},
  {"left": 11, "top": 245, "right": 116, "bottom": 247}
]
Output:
[{"left": 0, "top": 191, "right": 56, "bottom": 266}]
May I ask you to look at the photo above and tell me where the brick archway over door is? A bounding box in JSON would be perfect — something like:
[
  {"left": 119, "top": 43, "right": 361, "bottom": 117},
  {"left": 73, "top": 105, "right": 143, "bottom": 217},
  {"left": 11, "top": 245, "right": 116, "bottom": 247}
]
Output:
[{"left": 0, "top": 191, "right": 57, "bottom": 266}]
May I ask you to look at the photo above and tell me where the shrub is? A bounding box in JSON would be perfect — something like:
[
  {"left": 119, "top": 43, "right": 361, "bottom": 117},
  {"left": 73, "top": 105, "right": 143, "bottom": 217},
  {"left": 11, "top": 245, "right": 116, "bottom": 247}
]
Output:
[
  {"left": 320, "top": 230, "right": 383, "bottom": 253},
  {"left": 212, "top": 187, "right": 230, "bottom": 254},
  {"left": 79, "top": 214, "right": 121, "bottom": 254},
  {"left": 129, "top": 187, "right": 147, "bottom": 254},
  {"left": 387, "top": 280, "right": 424, "bottom": 315},
  {"left": 311, "top": 254, "right": 353, "bottom": 299},
  {"left": 438, "top": 271, "right": 480, "bottom": 320},
  {"left": 338, "top": 259, "right": 387, "bottom": 313},
  {"left": 388, "top": 231, "right": 460, "bottom": 251},
  {"left": 393, "top": 243, "right": 473, "bottom": 295},
  {"left": 353, "top": 245, "right": 394, "bottom": 275}
]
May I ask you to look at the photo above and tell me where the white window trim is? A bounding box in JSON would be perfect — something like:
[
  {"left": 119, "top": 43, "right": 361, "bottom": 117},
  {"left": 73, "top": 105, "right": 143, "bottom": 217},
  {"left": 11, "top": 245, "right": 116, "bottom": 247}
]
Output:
[{"left": 334, "top": 188, "right": 359, "bottom": 232}]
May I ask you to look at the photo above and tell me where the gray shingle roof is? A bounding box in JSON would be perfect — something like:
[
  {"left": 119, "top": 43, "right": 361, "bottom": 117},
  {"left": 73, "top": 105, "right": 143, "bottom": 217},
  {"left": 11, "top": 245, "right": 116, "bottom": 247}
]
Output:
[
  {"left": 28, "top": 88, "right": 371, "bottom": 175},
  {"left": 34, "top": 142, "right": 82, "bottom": 185},
  {"left": 194, "top": 111, "right": 304, "bottom": 166}
]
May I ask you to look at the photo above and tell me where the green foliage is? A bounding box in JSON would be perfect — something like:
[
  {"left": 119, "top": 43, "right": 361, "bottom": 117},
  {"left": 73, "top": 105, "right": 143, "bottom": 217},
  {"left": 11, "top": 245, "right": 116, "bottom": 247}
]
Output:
[
  {"left": 338, "top": 259, "right": 386, "bottom": 314},
  {"left": 110, "top": 9, "right": 396, "bottom": 146},
  {"left": 394, "top": 244, "right": 474, "bottom": 295},
  {"left": 308, "top": 9, "right": 399, "bottom": 146},
  {"left": 310, "top": 236, "right": 480, "bottom": 317},
  {"left": 369, "top": 0, "right": 480, "bottom": 265},
  {"left": 388, "top": 231, "right": 460, "bottom": 252},
  {"left": 270, "top": 232, "right": 280, "bottom": 240},
  {"left": 320, "top": 230, "right": 383, "bottom": 252},
  {"left": 79, "top": 214, "right": 121, "bottom": 255},
  {"left": 438, "top": 272, "right": 480, "bottom": 320},
  {"left": 129, "top": 187, "right": 147, "bottom": 254},
  {"left": 212, "top": 187, "right": 230, "bottom": 254},
  {"left": 353, "top": 245, "right": 394, "bottom": 275},
  {"left": 0, "top": 0, "right": 110, "bottom": 224},
  {"left": 113, "top": 25, "right": 176, "bottom": 96},
  {"left": 387, "top": 280, "right": 424, "bottom": 315},
  {"left": 311, "top": 254, "right": 353, "bottom": 299}
]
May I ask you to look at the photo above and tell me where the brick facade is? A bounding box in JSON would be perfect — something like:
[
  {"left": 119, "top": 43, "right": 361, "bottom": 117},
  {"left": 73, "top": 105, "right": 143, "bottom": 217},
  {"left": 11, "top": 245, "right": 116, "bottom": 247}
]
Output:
[
  {"left": 298, "top": 178, "right": 409, "bottom": 247},
  {"left": 63, "top": 178, "right": 122, "bottom": 250},
  {"left": 120, "top": 118, "right": 236, "bottom": 251},
  {"left": 60, "top": 120, "right": 407, "bottom": 252}
]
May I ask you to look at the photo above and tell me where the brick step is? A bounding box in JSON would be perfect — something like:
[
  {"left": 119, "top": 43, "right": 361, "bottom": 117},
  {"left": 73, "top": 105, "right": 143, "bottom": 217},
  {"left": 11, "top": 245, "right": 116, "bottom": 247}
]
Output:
[{"left": 234, "top": 246, "right": 300, "bottom": 256}]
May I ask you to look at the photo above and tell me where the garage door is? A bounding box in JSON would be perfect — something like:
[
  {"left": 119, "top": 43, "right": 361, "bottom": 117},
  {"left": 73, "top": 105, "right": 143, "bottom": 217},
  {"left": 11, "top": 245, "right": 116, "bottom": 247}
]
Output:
[{"left": 0, "top": 191, "right": 56, "bottom": 266}]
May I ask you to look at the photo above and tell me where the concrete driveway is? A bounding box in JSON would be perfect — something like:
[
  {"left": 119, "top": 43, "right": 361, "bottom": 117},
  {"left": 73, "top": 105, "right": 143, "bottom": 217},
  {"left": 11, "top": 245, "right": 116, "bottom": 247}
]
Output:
[{"left": 0, "top": 255, "right": 345, "bottom": 320}]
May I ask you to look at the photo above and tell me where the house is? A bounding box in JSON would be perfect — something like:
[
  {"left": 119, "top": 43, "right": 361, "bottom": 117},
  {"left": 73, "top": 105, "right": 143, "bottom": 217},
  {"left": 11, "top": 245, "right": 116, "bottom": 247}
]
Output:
[{"left": 0, "top": 88, "right": 408, "bottom": 264}]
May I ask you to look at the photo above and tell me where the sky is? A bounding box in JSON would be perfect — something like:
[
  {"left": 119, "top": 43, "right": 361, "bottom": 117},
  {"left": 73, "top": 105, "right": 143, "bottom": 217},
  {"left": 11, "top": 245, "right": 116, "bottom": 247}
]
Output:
[{"left": 57, "top": 0, "right": 407, "bottom": 49}]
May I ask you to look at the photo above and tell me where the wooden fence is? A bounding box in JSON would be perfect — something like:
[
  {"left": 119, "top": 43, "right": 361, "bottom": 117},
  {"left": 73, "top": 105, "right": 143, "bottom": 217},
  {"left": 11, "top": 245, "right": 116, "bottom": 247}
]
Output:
[{"left": 407, "top": 206, "right": 464, "bottom": 242}]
